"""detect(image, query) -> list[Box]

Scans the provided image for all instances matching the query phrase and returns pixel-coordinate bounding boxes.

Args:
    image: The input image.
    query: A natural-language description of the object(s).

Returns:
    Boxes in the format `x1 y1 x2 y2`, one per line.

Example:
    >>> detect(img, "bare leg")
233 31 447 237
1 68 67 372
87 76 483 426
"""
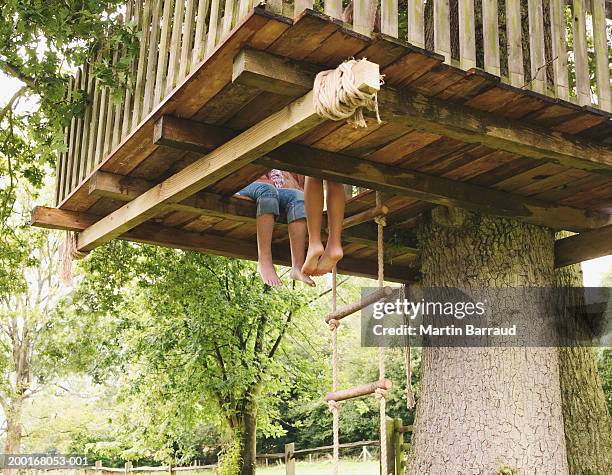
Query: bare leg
287 219 315 286
315 181 345 275
302 177 325 275
256 213 282 287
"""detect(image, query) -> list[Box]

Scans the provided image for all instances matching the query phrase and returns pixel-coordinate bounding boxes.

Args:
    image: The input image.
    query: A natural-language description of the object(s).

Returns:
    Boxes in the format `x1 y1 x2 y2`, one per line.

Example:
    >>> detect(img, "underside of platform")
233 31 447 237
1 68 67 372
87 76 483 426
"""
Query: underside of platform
33 8 612 282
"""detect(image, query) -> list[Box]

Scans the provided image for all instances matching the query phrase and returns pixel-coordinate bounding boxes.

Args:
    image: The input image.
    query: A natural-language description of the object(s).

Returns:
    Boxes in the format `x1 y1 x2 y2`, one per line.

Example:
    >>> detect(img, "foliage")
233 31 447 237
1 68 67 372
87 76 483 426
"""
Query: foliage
598 349 612 415
0 0 138 242
62 241 317 464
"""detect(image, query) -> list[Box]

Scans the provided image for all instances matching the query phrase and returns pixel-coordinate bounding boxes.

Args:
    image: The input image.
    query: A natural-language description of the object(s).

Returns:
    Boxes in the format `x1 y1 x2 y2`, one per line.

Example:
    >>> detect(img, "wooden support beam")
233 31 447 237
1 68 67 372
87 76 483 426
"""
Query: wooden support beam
88 171 418 258
554 225 612 267
231 48 612 174
325 286 394 323
148 113 609 232
232 48 320 96
258 145 611 232
377 89 612 175
325 379 393 402
76 60 381 252
31 206 417 282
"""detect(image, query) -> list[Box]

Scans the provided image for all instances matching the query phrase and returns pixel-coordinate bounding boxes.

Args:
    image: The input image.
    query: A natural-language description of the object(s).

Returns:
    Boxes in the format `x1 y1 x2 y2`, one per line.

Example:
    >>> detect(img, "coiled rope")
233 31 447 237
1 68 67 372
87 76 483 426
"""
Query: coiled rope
313 58 382 128
59 231 89 286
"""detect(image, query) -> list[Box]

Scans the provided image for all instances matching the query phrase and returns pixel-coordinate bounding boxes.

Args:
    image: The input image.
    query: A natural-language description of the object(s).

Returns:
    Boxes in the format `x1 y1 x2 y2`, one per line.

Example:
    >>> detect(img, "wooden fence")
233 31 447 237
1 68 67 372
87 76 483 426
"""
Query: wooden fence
55 0 612 206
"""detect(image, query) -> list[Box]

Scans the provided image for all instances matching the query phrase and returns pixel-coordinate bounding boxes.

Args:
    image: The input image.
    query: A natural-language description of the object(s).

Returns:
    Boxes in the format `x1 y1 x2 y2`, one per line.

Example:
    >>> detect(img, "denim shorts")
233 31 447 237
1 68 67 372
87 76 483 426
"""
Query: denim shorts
238 182 306 223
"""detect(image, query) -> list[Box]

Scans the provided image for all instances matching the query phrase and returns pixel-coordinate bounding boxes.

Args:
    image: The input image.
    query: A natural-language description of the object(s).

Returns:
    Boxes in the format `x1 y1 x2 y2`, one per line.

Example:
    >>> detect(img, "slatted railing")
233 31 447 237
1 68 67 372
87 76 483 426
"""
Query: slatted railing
56 0 612 206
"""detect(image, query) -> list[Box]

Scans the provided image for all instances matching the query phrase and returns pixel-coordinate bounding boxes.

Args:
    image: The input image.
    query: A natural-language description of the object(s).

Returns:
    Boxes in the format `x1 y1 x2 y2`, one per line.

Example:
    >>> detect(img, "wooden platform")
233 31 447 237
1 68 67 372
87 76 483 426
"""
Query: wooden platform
33 8 612 282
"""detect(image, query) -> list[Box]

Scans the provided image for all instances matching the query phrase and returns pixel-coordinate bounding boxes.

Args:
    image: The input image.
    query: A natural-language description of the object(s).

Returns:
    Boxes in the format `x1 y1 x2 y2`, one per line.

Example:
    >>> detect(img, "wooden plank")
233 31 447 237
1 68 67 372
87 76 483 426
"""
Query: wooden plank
380 0 398 37
56 76 73 204
434 0 451 63
86 78 103 175
121 0 138 140
111 50 124 149
528 0 546 93
32 207 418 282
153 0 174 105
506 0 524 86
142 0 163 114
166 0 185 94
550 0 569 101
232 48 319 96
458 0 476 70
378 88 612 174
592 0 611 112
205 0 221 56
132 0 153 126
354 0 377 36
407 0 425 47
179 0 197 78
76 61 381 251
572 0 590 106
555 225 612 267
221 0 236 38
73 66 89 191
190 0 208 66
482 0 500 76
66 75 80 201
258 144 611 231
323 0 341 19
95 79 109 164
294 0 314 17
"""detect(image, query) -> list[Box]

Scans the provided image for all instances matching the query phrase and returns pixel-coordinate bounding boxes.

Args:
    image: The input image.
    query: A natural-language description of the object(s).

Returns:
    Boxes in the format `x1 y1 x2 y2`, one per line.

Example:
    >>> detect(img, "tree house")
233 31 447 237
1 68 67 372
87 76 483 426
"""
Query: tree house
31 0 612 282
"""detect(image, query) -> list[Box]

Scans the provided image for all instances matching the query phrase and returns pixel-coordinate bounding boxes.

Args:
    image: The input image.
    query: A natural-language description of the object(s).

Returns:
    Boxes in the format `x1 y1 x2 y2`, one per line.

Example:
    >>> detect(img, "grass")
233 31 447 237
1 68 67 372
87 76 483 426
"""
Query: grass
196 458 379 474
258 459 379 474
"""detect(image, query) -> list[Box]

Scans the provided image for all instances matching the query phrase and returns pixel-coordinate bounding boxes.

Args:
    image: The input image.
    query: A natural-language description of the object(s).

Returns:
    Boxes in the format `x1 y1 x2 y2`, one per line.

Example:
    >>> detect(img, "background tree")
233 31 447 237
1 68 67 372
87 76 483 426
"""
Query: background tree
0 190 73 453
64 242 319 475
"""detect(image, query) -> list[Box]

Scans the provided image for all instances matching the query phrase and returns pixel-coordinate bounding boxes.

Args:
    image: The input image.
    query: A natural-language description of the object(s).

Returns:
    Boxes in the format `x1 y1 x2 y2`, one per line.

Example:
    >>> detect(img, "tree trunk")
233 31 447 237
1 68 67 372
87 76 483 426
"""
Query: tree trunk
3 398 23 454
555 258 612 473
408 208 568 474
238 384 261 475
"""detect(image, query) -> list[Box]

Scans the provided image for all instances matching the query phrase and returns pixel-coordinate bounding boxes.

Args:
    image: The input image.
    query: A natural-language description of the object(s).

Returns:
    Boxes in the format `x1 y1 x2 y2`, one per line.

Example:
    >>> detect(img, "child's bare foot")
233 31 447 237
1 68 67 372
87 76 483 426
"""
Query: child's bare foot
290 267 316 287
258 262 282 287
302 243 324 276
314 245 343 276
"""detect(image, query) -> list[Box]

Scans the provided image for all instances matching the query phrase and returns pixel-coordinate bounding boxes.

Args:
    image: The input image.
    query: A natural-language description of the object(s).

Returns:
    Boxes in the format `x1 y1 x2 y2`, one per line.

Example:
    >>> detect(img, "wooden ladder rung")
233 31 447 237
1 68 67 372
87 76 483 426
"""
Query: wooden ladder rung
342 204 389 230
325 286 393 323
325 378 392 402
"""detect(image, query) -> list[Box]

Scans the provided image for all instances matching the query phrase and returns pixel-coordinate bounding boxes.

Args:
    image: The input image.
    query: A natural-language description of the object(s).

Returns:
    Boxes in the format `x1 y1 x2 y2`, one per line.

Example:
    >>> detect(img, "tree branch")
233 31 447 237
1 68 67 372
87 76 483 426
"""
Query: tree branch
0 86 27 123
0 60 37 91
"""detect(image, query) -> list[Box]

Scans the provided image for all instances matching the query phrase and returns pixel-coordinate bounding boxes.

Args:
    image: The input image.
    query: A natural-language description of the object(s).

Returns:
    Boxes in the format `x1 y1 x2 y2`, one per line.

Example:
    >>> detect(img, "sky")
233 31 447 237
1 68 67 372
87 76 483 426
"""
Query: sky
1 72 611 284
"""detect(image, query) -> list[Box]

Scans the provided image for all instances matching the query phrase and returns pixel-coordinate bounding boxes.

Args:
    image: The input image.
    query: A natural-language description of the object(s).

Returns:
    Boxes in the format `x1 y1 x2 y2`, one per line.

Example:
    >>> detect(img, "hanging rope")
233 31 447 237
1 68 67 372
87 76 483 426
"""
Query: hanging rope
374 191 389 475
59 231 89 286
329 267 340 475
327 192 390 475
401 284 416 409
313 58 382 128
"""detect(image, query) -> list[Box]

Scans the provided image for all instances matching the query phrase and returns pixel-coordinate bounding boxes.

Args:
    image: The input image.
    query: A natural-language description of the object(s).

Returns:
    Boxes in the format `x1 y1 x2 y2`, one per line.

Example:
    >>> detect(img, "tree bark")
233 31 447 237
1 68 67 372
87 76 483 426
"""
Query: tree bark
3 399 23 454
408 208 568 474
555 257 612 474
238 383 261 475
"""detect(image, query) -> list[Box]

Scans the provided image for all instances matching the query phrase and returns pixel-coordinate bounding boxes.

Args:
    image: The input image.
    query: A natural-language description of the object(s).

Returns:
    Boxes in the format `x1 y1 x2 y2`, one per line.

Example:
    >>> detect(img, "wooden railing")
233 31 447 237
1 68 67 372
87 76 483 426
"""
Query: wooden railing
55 0 612 206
